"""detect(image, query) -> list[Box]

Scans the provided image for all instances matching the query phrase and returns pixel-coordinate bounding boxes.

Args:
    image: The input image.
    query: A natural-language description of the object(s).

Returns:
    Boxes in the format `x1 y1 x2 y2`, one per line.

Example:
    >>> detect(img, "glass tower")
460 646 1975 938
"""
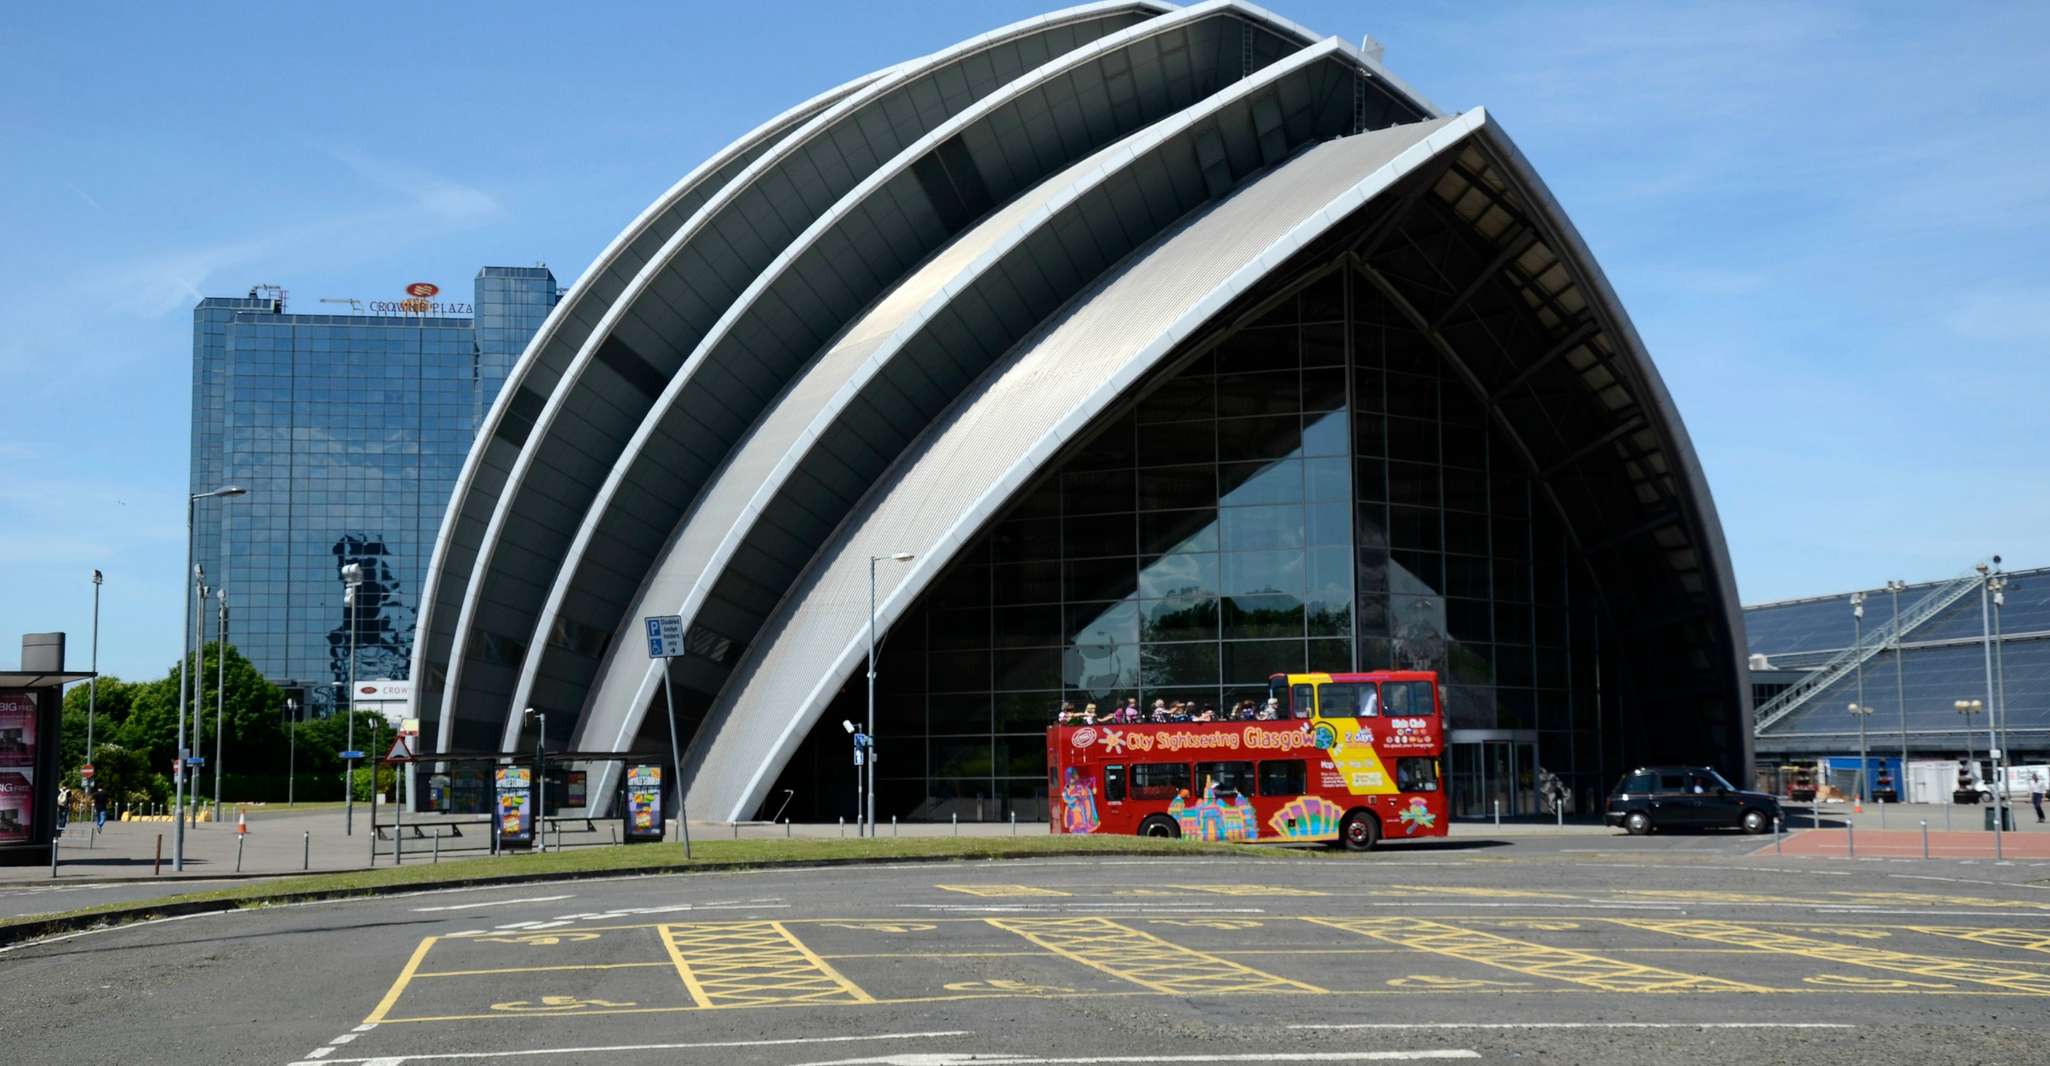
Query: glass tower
188 267 558 713
766 263 1611 823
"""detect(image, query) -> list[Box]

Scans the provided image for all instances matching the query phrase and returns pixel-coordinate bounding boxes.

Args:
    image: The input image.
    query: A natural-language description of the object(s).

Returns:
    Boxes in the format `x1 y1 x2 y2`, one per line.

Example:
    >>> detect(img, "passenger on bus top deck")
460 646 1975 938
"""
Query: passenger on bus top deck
1150 700 1170 723
1057 702 1076 725
1170 702 1192 722
1258 697 1280 720
1122 697 1140 720
1083 703 1099 724
1193 705 1215 722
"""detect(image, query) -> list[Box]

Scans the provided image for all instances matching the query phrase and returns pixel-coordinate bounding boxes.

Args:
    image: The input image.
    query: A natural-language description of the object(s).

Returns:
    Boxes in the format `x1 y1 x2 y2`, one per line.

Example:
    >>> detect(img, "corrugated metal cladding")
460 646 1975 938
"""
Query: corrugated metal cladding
418 1 1747 823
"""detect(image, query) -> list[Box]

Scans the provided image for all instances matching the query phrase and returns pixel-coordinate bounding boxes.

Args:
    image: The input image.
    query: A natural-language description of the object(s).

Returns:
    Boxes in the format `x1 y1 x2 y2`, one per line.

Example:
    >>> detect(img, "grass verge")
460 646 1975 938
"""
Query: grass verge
1 834 1266 946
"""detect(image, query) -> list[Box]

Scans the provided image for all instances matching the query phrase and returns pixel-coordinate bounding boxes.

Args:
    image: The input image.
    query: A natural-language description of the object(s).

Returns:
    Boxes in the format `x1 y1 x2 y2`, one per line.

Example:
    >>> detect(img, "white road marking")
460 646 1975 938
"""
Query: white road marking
284 1029 972 1064
411 895 575 913
1292 1023 1855 1031
351 1024 376 1033
790 1052 1479 1065
331 1034 358 1045
305 1049 333 1060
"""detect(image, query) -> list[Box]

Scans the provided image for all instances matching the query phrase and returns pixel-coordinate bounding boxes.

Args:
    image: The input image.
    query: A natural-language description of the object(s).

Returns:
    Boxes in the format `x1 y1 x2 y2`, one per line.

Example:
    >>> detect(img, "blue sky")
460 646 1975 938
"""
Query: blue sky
2 1 2044 682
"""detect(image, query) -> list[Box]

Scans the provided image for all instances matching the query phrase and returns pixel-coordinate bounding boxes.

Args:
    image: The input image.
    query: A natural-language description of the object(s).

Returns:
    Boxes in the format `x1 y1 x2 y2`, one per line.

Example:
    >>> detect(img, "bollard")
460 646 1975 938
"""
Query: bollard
839 816 845 838
1944 801 1951 832
1878 799 1886 830
1556 803 1563 828
154 833 163 876
610 826 617 845
1774 816 1782 854
1012 811 1018 836
952 813 959 837
892 815 898 837
1920 819 1929 859
50 839 58 879
236 834 245 873
395 831 403 867
1493 800 1500 828
1846 818 1854 859
303 830 311 871
733 823 739 840
434 834 441 864
786 819 792 839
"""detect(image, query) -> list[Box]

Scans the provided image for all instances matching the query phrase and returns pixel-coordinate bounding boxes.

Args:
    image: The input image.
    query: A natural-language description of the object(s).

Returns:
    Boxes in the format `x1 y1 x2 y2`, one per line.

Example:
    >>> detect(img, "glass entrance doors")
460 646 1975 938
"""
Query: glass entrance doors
1448 733 1538 819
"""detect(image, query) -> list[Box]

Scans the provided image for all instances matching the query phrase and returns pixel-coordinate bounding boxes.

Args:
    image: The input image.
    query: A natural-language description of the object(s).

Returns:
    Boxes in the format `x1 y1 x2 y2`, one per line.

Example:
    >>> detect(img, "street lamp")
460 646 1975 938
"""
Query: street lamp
1848 702 1874 803
214 588 227 821
343 563 364 837
87 569 102 765
1849 592 1867 802
1975 560 2004 858
1884 579 1908 797
176 485 245 871
1989 575 2010 779
191 572 208 833
525 707 546 850
866 552 914 837
286 698 300 807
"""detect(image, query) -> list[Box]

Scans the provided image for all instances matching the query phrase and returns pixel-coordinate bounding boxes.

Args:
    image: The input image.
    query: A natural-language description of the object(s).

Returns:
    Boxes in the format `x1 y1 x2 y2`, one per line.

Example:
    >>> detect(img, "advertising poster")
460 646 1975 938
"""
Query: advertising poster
0 692 37 846
0 772 32 845
624 765 664 842
494 766 534 847
567 770 587 809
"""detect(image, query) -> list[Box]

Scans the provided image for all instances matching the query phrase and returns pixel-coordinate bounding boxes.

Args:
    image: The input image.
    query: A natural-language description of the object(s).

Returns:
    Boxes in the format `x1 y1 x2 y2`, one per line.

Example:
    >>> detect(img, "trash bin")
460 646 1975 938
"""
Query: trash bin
1984 804 2014 831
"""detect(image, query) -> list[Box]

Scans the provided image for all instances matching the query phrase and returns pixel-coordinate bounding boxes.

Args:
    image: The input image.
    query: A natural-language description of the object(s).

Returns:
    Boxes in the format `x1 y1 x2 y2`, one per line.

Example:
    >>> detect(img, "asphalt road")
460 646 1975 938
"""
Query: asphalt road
6 834 2050 1066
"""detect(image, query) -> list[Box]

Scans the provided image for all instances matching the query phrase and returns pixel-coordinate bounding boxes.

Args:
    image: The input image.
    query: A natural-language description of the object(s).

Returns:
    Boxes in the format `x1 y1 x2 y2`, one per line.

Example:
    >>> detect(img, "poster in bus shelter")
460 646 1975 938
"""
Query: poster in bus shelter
623 765 664 842
494 766 534 847
0 692 36 845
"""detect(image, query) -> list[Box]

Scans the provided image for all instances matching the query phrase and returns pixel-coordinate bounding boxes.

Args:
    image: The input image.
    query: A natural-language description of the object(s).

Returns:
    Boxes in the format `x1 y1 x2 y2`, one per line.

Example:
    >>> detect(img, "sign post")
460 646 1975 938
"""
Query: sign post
644 615 691 859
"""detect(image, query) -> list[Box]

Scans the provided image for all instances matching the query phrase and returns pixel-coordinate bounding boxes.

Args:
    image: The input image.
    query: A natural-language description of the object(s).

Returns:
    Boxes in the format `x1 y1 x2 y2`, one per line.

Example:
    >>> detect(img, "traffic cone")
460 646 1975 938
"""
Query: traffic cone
1853 797 1864 814
237 810 247 836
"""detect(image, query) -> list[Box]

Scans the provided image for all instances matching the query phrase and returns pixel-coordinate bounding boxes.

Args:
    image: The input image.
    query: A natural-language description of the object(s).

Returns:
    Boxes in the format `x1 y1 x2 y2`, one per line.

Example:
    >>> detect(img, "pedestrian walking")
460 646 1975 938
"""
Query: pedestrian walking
92 785 110 830
2032 774 2046 824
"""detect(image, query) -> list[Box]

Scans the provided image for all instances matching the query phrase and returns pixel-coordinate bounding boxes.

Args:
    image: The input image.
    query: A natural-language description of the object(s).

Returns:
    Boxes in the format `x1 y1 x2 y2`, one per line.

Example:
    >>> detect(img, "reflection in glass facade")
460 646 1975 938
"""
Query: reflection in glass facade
770 263 1608 822
189 268 558 713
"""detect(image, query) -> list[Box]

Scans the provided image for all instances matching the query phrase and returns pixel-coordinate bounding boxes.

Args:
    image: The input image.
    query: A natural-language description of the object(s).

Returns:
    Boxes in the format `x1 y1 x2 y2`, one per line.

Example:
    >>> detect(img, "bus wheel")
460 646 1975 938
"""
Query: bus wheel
1139 816 1180 840
1340 810 1378 852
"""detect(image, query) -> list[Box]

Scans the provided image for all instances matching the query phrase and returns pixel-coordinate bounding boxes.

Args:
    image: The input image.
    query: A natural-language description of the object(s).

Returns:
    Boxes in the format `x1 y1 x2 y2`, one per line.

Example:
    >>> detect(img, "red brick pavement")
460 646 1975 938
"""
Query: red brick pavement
1769 826 2050 859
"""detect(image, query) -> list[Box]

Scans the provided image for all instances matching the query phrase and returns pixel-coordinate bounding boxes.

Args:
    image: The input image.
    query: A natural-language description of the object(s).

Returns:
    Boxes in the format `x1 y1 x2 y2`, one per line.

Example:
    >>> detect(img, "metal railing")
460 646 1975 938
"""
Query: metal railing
1753 570 1984 735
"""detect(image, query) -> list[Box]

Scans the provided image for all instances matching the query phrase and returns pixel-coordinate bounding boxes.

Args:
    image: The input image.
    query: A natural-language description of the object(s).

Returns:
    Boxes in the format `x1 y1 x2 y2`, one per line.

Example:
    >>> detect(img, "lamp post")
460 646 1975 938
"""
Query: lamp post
525 707 546 850
343 563 364 837
87 570 102 765
286 698 299 807
1884 579 1908 796
192 573 208 832
1849 592 1867 801
1975 561 2003 858
867 552 914 837
1848 702 1874 803
1989 575 2010 779
176 485 245 871
214 589 228 821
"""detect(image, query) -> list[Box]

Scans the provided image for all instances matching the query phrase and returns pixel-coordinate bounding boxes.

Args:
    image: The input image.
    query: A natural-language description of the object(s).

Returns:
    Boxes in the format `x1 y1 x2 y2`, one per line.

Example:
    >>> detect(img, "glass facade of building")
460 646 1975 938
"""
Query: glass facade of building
770 260 1610 822
189 267 558 712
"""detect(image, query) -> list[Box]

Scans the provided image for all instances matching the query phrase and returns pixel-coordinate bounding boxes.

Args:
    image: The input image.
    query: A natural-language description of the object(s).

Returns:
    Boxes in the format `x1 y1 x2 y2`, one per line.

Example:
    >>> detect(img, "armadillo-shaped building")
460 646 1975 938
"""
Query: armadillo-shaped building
413 1 1750 822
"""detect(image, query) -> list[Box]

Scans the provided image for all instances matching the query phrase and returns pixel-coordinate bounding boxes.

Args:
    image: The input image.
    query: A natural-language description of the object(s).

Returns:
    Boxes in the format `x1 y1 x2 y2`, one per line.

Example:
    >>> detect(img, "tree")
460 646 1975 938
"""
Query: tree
103 644 286 799
60 676 136 774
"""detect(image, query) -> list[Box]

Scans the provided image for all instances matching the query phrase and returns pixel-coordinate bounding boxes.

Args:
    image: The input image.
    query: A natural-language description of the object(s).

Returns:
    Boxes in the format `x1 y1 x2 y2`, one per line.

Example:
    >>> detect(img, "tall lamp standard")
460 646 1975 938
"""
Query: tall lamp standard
213 589 228 821
176 485 245 871
191 573 208 832
285 698 300 807
87 570 102 765
1884 579 1908 796
342 563 364 837
1975 560 2003 858
524 707 546 850
1989 575 2010 778
1849 592 1868 801
866 552 914 837
1848 702 1874 803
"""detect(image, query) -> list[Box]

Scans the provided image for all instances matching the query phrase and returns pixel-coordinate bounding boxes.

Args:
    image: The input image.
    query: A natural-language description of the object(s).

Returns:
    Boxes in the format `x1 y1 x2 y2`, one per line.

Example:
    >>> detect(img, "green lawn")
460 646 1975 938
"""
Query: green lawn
3 834 1273 938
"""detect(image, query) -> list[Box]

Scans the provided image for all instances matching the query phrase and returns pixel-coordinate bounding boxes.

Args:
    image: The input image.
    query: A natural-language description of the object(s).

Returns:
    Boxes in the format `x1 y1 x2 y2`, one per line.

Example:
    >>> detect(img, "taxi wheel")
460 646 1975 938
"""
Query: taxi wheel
1340 810 1379 852
1741 809 1770 834
1624 811 1653 835
1139 815 1180 840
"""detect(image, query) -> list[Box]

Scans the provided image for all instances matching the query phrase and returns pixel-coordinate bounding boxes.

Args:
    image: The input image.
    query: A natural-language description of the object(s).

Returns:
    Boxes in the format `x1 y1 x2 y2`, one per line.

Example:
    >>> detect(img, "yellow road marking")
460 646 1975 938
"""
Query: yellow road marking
416 961 674 979
660 921 873 1008
1385 884 1579 900
1907 927 2050 956
986 917 1325 994
1610 919 2050 996
364 936 438 1024
935 884 1070 897
1308 917 1771 994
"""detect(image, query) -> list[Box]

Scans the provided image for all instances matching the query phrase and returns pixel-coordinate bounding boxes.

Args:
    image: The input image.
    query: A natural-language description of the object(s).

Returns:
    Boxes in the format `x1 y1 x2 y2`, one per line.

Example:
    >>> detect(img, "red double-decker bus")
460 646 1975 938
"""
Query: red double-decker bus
1046 670 1446 850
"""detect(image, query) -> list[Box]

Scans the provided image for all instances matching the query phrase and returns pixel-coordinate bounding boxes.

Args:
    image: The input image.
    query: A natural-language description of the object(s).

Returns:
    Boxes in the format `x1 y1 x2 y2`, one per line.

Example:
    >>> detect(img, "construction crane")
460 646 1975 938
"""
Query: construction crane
319 297 364 314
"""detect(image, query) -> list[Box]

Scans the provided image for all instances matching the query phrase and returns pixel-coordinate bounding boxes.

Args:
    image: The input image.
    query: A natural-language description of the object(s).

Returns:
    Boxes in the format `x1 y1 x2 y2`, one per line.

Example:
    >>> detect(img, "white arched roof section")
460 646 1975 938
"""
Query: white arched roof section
414 64 887 750
522 4 1370 755
563 38 1385 804
686 112 1479 820
436 2 1170 754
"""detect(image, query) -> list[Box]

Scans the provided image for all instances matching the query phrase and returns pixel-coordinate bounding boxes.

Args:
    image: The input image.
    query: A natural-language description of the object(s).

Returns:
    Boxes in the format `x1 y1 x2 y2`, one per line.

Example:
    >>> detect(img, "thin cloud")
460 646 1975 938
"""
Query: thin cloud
325 146 503 224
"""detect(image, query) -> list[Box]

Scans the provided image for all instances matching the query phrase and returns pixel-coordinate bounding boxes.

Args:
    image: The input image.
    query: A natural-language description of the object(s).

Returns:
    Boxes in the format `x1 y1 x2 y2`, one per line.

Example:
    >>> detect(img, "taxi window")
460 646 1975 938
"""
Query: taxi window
1657 773 1686 792
1621 772 1657 794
